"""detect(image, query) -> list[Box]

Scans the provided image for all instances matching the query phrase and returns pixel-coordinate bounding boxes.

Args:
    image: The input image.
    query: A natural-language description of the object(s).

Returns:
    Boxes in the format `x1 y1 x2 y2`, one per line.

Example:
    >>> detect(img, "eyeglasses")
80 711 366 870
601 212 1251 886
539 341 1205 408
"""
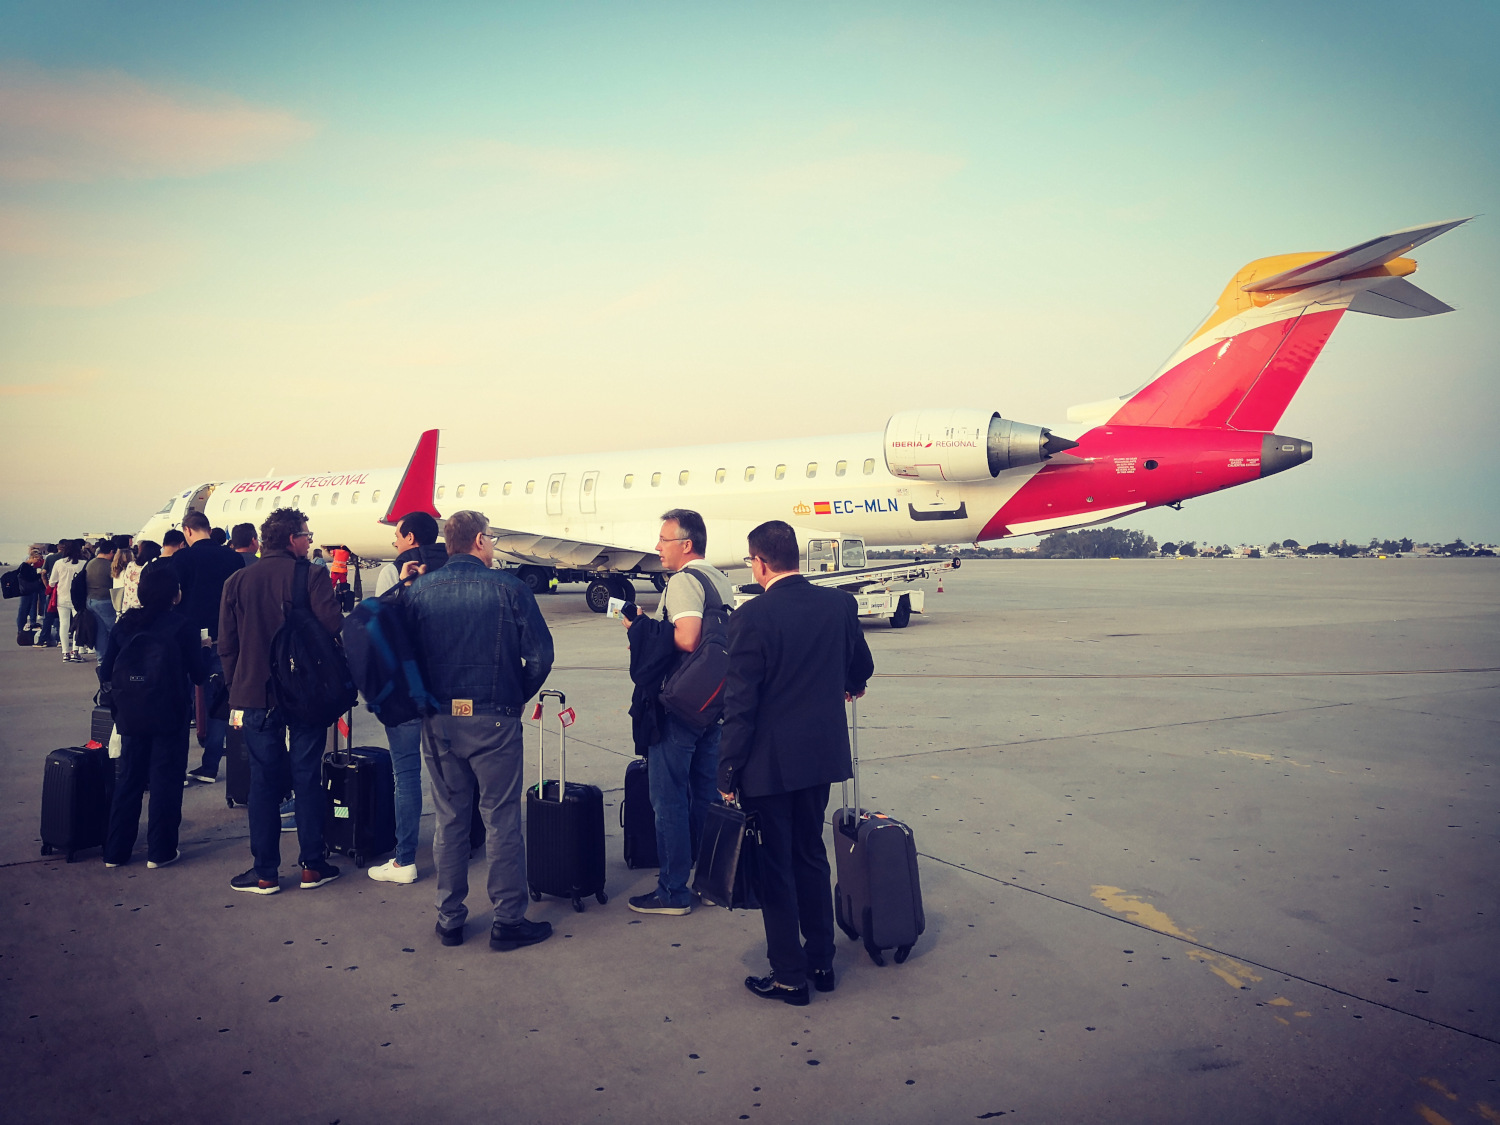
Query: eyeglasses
657 535 689 545
293 531 313 540
482 531 501 543
743 556 760 569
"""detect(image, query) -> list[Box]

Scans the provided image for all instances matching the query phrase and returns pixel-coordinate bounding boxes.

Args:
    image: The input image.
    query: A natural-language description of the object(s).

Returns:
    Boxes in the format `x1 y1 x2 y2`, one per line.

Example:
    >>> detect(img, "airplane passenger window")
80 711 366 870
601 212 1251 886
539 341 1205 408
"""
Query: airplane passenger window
775 464 786 480
549 479 561 495
744 467 755 482
351 491 360 504
806 462 818 478
239 499 247 510
623 474 633 489
456 485 466 498
503 482 512 495
291 495 299 506
583 478 594 494
372 490 381 504
651 472 661 487
222 499 230 512
715 468 725 483
479 483 490 497
255 497 264 510
863 458 875 475
331 493 339 505
836 460 847 477
525 481 535 494
310 494 319 506
436 486 445 499
678 470 689 485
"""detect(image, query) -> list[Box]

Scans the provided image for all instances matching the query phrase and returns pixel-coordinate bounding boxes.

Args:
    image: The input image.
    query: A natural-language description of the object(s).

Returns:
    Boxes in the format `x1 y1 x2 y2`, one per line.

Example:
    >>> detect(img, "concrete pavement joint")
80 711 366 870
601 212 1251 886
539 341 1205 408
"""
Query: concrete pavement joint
920 850 1500 1050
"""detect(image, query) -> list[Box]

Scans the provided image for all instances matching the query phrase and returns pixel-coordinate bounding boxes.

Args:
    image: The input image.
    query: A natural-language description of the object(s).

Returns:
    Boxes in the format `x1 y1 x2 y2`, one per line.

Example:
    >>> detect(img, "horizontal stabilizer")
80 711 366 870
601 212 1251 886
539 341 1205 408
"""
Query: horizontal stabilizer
1346 276 1455 318
1242 218 1470 292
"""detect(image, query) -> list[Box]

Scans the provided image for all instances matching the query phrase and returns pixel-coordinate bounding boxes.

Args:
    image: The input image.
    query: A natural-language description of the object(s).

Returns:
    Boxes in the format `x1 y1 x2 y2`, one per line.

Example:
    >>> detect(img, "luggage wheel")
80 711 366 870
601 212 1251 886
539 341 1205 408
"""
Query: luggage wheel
894 944 912 964
353 854 365 869
861 908 884 965
571 897 585 913
595 891 609 906
529 887 542 902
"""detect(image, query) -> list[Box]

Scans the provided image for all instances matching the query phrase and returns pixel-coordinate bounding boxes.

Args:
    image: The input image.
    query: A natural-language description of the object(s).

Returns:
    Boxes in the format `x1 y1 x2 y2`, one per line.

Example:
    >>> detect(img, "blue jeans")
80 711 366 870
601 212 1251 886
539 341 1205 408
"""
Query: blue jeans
648 713 721 908
194 651 229 777
87 598 116 657
241 708 329 878
386 718 425 866
16 590 41 632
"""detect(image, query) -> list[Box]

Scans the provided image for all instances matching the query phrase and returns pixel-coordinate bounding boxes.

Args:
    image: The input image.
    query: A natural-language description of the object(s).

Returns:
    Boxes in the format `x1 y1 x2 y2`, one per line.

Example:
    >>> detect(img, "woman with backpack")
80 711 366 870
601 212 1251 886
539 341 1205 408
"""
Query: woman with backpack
48 540 88 663
99 563 207 869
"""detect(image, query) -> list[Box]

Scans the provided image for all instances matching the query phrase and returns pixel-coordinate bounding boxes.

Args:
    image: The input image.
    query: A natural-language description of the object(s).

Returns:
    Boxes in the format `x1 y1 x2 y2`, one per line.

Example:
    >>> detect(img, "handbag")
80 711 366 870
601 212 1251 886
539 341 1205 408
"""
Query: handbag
691 799 762 910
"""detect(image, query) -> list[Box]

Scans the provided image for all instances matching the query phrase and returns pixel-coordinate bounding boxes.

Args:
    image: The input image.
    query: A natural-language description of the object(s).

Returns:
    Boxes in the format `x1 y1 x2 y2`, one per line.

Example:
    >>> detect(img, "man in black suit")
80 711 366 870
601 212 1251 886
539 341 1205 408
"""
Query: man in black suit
718 520 874 1006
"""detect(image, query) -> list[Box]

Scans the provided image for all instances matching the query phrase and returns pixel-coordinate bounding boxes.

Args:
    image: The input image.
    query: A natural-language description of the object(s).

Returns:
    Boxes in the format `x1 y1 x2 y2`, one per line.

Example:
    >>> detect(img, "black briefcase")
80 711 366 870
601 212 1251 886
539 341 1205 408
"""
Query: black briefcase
692 800 762 910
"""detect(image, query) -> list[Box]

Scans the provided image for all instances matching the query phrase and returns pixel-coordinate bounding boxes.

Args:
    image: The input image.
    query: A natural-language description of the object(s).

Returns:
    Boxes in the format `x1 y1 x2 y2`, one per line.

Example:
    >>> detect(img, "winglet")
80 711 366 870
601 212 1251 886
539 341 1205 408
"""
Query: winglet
1241 218 1471 292
381 429 441 526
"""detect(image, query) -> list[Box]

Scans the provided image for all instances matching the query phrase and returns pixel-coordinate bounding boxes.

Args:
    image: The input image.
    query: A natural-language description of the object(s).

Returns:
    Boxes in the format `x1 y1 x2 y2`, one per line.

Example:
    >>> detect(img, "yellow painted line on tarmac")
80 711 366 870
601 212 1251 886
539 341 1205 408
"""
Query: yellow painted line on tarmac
1417 1105 1455 1125
1089 886 1194 939
1217 749 1311 768
1187 949 1263 990
1420 1079 1459 1101
1475 1102 1500 1123
1269 997 1294 1006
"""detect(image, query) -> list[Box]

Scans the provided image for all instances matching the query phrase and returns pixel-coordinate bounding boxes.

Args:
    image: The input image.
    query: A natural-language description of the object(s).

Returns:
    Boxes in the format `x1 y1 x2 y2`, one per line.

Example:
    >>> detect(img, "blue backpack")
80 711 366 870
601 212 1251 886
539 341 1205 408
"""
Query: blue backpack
341 586 438 728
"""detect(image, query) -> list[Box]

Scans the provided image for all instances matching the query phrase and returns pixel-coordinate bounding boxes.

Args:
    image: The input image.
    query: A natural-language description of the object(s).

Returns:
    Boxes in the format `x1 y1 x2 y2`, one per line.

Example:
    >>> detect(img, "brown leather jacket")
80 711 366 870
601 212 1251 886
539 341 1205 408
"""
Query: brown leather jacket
218 550 342 711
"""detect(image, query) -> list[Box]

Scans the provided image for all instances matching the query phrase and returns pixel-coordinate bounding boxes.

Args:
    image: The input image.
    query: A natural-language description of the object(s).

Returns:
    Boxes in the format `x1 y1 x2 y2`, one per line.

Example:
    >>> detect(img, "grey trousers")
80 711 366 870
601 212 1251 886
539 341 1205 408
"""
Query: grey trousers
422 713 527 929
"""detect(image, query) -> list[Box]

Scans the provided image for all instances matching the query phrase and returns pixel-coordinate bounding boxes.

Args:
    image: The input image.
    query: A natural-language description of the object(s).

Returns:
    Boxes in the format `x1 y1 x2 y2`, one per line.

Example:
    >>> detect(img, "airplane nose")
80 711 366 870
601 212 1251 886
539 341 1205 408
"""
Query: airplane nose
1260 433 1313 478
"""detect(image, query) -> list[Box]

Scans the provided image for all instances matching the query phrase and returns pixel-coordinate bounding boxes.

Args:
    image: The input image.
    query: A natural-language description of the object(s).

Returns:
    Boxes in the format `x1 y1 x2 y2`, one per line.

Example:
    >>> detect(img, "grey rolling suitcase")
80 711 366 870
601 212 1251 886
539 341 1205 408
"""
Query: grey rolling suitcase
832 698 925 966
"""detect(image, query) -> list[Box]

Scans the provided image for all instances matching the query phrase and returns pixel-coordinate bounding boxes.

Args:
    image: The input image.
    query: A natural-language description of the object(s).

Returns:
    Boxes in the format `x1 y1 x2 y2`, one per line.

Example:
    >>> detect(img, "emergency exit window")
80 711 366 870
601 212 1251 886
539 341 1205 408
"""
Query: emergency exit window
549 479 561 496
862 458 875 475
583 477 594 494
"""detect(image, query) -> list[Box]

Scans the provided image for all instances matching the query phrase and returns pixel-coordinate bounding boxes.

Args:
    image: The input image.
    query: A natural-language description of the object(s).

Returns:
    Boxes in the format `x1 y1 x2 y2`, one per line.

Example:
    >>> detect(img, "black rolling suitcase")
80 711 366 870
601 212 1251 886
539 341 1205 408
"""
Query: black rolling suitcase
621 756 658 868
832 699 925 966
322 714 396 868
526 690 608 912
40 745 114 861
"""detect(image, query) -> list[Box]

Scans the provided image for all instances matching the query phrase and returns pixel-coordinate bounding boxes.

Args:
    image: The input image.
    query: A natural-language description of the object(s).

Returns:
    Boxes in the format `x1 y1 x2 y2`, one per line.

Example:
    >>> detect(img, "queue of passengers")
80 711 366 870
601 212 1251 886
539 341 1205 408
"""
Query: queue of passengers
63 503 873 1006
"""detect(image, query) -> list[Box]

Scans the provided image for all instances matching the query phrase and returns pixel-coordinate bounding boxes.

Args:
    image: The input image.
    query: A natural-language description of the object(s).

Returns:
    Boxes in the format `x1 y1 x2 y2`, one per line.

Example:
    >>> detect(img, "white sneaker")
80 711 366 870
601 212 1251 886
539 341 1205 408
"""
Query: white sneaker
367 858 418 885
147 851 181 869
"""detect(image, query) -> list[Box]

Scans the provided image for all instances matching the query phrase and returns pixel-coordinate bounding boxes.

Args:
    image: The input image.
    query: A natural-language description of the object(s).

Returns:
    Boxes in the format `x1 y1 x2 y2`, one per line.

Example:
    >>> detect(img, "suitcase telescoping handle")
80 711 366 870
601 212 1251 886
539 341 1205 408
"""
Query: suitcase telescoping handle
841 697 862 833
537 689 567 802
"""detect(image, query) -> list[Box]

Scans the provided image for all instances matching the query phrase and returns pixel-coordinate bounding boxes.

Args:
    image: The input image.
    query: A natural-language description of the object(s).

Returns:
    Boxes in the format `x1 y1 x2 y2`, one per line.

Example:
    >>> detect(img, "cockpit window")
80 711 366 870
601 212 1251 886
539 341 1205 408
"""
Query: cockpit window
156 497 175 515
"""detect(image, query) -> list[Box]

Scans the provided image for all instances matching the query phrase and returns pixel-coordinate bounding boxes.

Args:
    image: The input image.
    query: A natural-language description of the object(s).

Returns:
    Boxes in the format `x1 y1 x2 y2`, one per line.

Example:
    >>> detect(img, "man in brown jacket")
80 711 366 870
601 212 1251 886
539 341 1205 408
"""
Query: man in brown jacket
219 507 344 895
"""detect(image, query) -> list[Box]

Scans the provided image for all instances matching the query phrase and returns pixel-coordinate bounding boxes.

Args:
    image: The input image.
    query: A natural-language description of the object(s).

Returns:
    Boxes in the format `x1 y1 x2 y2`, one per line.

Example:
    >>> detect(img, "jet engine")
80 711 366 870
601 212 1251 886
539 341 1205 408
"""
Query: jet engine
883 407 1078 481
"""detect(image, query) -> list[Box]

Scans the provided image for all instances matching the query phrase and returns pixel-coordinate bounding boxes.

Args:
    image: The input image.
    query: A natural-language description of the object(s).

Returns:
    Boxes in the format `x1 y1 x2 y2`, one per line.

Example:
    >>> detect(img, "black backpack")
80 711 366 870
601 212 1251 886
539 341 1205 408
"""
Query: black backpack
269 558 358 727
110 620 186 736
658 568 731 730
341 585 439 728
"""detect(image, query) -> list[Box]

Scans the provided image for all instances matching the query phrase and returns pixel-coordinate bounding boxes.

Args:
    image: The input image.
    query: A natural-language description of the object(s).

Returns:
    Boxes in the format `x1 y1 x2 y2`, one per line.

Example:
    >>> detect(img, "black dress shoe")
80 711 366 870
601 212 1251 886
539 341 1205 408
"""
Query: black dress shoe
490 917 553 951
811 968 836 993
745 974 810 1006
436 922 464 947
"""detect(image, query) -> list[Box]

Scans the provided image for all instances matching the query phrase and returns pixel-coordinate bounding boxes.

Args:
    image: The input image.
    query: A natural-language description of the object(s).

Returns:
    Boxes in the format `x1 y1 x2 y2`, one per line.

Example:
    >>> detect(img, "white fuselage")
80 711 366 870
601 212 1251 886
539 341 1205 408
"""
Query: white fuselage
136 431 1043 570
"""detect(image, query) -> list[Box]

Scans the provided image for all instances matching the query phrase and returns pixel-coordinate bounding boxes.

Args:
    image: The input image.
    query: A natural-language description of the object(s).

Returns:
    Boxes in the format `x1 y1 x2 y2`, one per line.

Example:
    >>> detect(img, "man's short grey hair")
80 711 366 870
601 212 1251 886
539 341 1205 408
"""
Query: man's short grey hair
444 510 490 556
660 509 706 556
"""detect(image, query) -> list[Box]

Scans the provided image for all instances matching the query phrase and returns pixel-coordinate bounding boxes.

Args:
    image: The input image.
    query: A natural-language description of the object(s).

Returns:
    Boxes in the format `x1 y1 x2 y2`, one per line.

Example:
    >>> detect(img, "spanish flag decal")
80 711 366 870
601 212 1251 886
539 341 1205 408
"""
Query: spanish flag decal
813 501 832 515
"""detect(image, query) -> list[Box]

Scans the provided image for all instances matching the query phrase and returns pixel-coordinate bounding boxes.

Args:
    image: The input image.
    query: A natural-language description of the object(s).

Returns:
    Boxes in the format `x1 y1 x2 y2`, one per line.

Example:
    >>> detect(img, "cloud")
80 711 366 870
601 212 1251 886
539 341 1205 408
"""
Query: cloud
0 205 190 307
0 64 316 182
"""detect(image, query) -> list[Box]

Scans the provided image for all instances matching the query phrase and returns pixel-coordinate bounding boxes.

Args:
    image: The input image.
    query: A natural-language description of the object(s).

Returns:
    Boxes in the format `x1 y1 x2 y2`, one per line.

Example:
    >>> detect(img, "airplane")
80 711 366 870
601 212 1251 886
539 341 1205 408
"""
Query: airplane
137 218 1469 612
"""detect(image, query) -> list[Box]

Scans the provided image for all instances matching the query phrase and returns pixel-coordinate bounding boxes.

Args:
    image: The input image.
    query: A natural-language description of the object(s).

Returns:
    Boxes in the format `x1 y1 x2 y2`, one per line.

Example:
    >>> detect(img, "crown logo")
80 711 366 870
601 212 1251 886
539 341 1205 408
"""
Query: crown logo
792 502 811 516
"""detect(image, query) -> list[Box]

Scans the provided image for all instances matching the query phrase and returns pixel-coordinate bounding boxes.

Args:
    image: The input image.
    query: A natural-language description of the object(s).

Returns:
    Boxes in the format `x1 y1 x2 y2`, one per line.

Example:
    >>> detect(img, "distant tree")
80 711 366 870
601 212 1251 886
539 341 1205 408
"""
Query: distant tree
1160 542 1177 555
1178 541 1198 557
1282 538 1299 549
1248 548 1261 558
1035 527 1158 559
1400 538 1414 552
1307 542 1332 554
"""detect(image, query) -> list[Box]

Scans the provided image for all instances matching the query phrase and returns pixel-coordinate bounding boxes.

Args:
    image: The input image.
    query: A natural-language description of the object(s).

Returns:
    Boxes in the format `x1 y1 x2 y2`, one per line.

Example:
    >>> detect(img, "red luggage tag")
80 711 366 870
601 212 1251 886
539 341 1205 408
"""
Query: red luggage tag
558 707 576 728
336 716 350 740
84 741 102 750
529 702 543 721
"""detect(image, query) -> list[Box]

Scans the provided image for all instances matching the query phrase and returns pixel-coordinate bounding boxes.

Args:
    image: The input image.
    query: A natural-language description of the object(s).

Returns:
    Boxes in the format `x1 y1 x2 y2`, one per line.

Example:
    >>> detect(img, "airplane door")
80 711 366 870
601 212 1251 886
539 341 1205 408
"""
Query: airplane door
546 473 566 516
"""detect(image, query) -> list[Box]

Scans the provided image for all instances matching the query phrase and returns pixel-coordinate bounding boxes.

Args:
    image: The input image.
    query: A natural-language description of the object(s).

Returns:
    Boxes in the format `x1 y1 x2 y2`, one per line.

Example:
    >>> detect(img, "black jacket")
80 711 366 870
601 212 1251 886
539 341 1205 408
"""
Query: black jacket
172 539 245 639
98 608 208 728
718 574 874 797
395 543 448 577
626 614 683 755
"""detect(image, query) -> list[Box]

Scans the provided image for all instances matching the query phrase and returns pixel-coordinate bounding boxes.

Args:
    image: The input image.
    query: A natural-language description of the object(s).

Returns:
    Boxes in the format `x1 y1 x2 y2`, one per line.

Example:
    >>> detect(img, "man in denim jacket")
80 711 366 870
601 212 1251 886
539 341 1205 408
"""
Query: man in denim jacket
406 510 555 951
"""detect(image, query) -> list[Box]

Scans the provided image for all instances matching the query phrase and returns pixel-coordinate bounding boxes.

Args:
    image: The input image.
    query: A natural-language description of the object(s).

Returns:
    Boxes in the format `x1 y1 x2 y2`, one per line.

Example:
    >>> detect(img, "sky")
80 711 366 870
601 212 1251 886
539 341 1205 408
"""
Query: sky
3 1 1497 550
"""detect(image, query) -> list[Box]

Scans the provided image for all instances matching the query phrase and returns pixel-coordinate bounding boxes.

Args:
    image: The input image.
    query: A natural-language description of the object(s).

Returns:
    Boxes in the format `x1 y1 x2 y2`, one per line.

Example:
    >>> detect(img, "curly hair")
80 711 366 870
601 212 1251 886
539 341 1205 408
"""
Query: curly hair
260 508 308 553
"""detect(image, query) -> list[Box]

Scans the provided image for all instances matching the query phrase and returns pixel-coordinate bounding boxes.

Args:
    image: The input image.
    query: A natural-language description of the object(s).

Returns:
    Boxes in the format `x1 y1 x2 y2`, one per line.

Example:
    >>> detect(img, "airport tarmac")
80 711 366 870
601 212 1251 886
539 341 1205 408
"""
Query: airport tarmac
3 558 1497 1124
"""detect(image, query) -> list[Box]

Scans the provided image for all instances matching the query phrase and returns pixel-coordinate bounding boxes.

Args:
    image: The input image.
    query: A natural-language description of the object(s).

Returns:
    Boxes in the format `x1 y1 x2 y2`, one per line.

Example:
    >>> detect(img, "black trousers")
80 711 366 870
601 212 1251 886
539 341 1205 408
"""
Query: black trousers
742 784 835 987
105 727 189 865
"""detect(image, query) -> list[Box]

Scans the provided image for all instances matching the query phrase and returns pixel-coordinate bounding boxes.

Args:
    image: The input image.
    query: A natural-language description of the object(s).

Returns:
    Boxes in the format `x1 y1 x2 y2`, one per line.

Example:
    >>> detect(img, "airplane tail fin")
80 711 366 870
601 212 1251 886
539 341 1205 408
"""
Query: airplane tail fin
381 428 441 526
1070 219 1470 431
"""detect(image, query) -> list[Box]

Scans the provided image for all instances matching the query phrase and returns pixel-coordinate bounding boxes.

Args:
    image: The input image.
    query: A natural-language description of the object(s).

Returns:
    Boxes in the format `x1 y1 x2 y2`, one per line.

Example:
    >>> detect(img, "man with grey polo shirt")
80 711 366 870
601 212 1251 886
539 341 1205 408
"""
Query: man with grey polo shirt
624 508 735 916
405 510 555 950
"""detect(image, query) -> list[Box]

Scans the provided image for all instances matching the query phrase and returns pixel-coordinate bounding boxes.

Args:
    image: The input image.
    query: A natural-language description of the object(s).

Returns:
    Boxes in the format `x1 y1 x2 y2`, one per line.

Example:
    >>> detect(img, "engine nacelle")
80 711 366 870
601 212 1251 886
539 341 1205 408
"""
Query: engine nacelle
883 407 1076 481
